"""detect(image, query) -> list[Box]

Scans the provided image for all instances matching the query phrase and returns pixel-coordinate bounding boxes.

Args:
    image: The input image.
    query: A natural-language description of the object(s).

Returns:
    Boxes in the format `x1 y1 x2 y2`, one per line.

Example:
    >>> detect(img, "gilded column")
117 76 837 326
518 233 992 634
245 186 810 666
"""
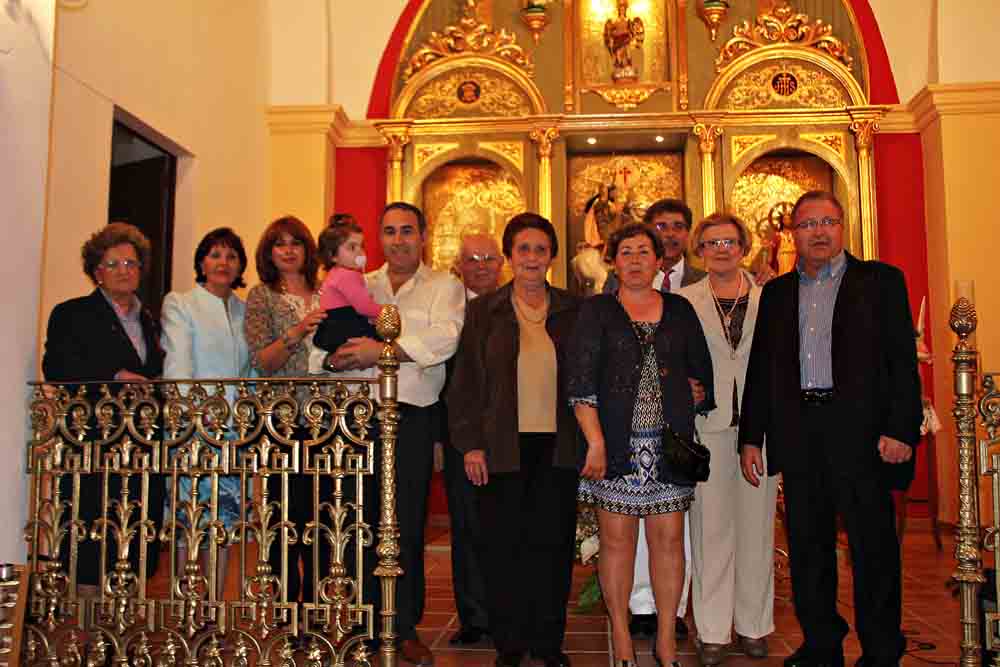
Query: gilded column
850 118 879 259
530 127 559 220
381 128 411 203
950 298 984 667
374 305 404 667
693 123 723 216
563 0 575 112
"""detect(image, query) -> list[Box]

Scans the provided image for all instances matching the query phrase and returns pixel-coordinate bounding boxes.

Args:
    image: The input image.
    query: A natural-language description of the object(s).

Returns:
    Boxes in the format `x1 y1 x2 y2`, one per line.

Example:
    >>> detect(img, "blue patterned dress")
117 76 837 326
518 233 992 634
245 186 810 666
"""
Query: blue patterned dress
577 321 695 516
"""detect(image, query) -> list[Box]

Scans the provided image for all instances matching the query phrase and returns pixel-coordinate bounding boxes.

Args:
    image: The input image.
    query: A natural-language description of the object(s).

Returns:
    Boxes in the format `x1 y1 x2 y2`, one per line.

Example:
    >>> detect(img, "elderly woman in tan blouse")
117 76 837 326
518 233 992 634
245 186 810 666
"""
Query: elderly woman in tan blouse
448 213 581 667
244 215 327 606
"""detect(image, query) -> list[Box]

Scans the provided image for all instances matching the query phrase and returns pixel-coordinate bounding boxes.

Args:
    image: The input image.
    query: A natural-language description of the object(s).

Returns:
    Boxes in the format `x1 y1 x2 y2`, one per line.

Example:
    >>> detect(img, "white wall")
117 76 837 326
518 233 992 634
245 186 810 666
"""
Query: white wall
0 0 55 562
936 0 1000 86
41 0 270 339
869 0 934 103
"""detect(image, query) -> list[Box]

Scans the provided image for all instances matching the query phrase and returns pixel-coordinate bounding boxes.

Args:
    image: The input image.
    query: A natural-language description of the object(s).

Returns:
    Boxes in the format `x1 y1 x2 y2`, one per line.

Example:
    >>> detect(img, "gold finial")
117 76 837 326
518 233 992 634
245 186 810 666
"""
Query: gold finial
949 297 978 342
375 305 403 344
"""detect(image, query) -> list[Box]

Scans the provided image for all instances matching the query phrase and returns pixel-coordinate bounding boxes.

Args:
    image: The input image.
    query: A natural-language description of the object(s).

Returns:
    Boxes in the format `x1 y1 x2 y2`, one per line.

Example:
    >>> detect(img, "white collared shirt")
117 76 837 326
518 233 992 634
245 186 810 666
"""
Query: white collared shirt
651 256 685 292
309 263 465 407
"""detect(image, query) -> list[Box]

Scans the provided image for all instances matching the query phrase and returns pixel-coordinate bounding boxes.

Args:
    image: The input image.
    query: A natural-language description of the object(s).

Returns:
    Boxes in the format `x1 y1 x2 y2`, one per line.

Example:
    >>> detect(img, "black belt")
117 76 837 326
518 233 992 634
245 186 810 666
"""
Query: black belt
801 388 835 404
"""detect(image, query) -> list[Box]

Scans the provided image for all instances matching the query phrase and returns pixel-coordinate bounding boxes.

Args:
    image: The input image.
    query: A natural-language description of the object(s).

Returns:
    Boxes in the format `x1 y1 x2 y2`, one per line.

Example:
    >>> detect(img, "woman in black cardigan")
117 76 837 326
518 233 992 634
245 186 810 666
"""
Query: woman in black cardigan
42 223 165 591
567 224 714 667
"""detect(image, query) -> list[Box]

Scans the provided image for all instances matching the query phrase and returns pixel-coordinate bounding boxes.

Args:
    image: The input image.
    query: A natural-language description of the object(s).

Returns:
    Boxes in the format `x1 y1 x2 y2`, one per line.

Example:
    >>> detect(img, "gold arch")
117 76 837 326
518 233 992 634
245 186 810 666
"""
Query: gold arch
405 145 526 204
724 143 861 256
704 48 867 111
392 55 547 119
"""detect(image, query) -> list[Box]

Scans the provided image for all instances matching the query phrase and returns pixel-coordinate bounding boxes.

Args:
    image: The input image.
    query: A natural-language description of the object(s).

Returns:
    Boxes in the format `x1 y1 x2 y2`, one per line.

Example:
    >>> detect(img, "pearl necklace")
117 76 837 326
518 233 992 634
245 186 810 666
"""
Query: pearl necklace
708 271 744 360
513 292 548 324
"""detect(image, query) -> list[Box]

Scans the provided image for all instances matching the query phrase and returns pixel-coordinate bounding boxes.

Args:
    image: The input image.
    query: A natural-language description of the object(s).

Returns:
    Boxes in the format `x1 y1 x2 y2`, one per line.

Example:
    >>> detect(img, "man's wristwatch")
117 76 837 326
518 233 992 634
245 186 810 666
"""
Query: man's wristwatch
323 354 337 373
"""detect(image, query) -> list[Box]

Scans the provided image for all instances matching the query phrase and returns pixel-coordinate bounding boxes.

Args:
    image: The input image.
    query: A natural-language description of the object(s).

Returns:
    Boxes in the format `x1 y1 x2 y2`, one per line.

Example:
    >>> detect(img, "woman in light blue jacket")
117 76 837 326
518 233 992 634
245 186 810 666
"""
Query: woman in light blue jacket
161 227 252 597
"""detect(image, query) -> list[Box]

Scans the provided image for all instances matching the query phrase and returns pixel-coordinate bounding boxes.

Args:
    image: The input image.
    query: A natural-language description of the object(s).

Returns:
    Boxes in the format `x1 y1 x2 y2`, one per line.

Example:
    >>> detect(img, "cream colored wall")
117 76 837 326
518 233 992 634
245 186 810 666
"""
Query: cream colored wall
916 85 1000 523
0 0 55 562
937 1 1000 85
40 0 270 349
868 0 933 102
268 0 330 105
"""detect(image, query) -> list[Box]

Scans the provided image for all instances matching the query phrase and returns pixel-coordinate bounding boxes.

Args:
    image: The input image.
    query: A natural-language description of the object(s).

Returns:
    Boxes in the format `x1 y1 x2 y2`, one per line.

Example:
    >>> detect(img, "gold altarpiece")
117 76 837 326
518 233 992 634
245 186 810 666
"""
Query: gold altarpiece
375 0 883 288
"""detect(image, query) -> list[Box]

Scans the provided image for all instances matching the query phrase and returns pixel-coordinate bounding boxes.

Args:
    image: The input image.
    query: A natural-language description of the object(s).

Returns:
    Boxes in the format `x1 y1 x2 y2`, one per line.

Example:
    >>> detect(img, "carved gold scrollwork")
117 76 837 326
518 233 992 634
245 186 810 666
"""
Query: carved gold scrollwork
529 127 559 160
402 1 533 82
730 134 777 165
408 69 532 119
413 143 460 173
800 132 846 162
479 141 524 173
716 1 853 72
693 123 723 155
724 62 847 110
585 85 667 111
850 119 878 153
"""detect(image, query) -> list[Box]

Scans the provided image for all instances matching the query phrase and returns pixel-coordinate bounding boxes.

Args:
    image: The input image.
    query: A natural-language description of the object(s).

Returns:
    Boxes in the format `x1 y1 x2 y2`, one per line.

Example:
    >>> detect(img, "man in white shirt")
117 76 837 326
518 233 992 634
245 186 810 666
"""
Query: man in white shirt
321 202 466 666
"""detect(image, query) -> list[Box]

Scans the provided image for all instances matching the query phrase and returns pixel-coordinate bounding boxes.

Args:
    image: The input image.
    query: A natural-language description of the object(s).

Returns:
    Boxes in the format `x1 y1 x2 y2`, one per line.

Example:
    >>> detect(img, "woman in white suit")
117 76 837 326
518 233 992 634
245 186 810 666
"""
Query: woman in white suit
678 214 778 666
161 227 253 596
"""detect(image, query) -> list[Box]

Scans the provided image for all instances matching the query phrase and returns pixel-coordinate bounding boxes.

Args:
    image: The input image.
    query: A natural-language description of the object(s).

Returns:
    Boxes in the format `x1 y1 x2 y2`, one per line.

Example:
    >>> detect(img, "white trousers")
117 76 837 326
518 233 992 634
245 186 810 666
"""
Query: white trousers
629 513 691 617
689 428 778 644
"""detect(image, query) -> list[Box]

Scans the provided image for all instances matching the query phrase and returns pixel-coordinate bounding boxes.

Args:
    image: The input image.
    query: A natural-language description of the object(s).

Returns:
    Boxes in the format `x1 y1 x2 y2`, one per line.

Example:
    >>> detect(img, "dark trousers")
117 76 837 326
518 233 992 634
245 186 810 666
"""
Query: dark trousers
59 472 164 586
267 472 333 604
443 441 488 630
392 403 437 640
476 435 578 655
783 401 905 665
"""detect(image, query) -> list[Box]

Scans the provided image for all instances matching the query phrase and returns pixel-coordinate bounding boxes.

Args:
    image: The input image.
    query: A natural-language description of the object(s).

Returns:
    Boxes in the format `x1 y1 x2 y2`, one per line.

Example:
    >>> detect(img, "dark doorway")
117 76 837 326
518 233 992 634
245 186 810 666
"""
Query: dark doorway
108 121 176 318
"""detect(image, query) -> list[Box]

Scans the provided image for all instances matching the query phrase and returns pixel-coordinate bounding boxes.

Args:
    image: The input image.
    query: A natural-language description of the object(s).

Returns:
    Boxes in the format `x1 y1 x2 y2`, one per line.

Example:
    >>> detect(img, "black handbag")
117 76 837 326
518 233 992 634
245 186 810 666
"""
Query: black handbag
625 315 711 482
661 423 711 483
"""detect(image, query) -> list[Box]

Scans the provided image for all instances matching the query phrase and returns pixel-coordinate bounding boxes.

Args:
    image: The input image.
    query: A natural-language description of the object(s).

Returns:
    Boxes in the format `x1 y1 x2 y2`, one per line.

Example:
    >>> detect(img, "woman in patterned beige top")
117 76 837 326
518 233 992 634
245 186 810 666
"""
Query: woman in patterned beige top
245 215 327 606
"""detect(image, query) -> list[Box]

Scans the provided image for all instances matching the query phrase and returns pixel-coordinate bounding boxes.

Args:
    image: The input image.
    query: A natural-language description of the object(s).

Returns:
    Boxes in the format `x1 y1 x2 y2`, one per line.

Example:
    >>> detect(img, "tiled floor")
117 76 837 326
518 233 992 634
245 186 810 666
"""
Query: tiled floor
417 520 963 667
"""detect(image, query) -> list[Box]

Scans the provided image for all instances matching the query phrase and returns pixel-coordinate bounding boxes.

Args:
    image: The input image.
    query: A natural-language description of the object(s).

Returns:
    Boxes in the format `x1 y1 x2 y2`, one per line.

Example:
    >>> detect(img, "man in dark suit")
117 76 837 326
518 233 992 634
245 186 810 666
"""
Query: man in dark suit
739 191 922 667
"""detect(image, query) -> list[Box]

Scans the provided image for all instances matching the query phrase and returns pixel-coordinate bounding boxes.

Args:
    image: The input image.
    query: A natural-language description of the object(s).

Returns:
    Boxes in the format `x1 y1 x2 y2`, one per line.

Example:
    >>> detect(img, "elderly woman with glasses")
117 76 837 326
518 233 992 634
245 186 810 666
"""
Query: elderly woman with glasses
677 214 777 665
42 222 166 591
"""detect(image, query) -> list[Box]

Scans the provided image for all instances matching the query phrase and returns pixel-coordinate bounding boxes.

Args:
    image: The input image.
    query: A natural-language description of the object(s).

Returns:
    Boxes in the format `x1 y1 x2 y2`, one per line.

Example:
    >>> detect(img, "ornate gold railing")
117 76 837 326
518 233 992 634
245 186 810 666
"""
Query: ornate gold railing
17 312 404 667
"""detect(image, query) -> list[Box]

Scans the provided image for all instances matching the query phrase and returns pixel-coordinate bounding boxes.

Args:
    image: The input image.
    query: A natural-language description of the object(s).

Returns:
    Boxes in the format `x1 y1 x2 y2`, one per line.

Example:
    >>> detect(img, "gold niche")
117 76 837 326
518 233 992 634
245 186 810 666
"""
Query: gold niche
729 155 833 270
422 161 526 277
402 2 533 82
715 1 853 72
723 61 847 110
568 154 683 227
408 69 533 119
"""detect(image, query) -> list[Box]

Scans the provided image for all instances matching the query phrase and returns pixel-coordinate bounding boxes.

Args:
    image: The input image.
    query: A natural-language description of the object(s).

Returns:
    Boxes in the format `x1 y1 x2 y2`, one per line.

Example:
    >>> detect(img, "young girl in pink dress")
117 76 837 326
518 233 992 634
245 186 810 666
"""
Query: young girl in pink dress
313 215 385 352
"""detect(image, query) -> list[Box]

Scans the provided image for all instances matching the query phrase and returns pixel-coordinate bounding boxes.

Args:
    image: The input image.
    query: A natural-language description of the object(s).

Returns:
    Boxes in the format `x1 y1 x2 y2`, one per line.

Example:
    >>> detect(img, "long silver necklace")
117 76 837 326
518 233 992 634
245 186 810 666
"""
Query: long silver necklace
708 271 744 360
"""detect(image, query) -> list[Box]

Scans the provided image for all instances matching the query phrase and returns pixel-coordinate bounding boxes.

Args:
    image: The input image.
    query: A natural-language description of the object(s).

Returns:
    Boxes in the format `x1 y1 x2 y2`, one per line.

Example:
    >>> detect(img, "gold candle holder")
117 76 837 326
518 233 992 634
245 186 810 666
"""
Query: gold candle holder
520 0 551 45
698 0 730 42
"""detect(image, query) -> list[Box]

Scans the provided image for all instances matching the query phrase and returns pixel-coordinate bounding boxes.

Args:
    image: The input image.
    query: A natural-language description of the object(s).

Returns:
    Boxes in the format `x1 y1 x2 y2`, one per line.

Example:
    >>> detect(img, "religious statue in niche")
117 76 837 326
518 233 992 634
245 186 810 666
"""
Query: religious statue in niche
750 202 797 276
604 0 645 82
457 80 481 104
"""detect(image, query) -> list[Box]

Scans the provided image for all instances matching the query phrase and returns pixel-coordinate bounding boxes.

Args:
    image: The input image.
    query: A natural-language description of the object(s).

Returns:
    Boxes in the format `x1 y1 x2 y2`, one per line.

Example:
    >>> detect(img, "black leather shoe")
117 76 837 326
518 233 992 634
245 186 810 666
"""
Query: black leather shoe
532 651 571 667
784 645 845 667
449 626 488 645
495 651 522 667
674 617 689 641
629 613 657 637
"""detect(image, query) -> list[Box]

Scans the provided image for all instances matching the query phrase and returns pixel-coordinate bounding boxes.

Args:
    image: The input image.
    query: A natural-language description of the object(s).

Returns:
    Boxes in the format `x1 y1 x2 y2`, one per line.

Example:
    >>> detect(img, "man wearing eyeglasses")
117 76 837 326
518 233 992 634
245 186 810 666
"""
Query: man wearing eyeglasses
739 191 922 667
439 233 504 646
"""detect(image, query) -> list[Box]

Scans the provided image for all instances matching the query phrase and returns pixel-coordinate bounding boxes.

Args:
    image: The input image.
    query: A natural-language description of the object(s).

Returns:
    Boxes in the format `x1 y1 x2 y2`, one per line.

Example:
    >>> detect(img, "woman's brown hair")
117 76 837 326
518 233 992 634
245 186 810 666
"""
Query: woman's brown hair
254 216 319 290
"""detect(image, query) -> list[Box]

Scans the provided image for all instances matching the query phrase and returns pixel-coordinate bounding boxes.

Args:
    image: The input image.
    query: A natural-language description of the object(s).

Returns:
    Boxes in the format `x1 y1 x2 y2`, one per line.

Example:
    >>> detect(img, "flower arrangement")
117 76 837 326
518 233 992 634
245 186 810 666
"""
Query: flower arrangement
574 503 603 612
